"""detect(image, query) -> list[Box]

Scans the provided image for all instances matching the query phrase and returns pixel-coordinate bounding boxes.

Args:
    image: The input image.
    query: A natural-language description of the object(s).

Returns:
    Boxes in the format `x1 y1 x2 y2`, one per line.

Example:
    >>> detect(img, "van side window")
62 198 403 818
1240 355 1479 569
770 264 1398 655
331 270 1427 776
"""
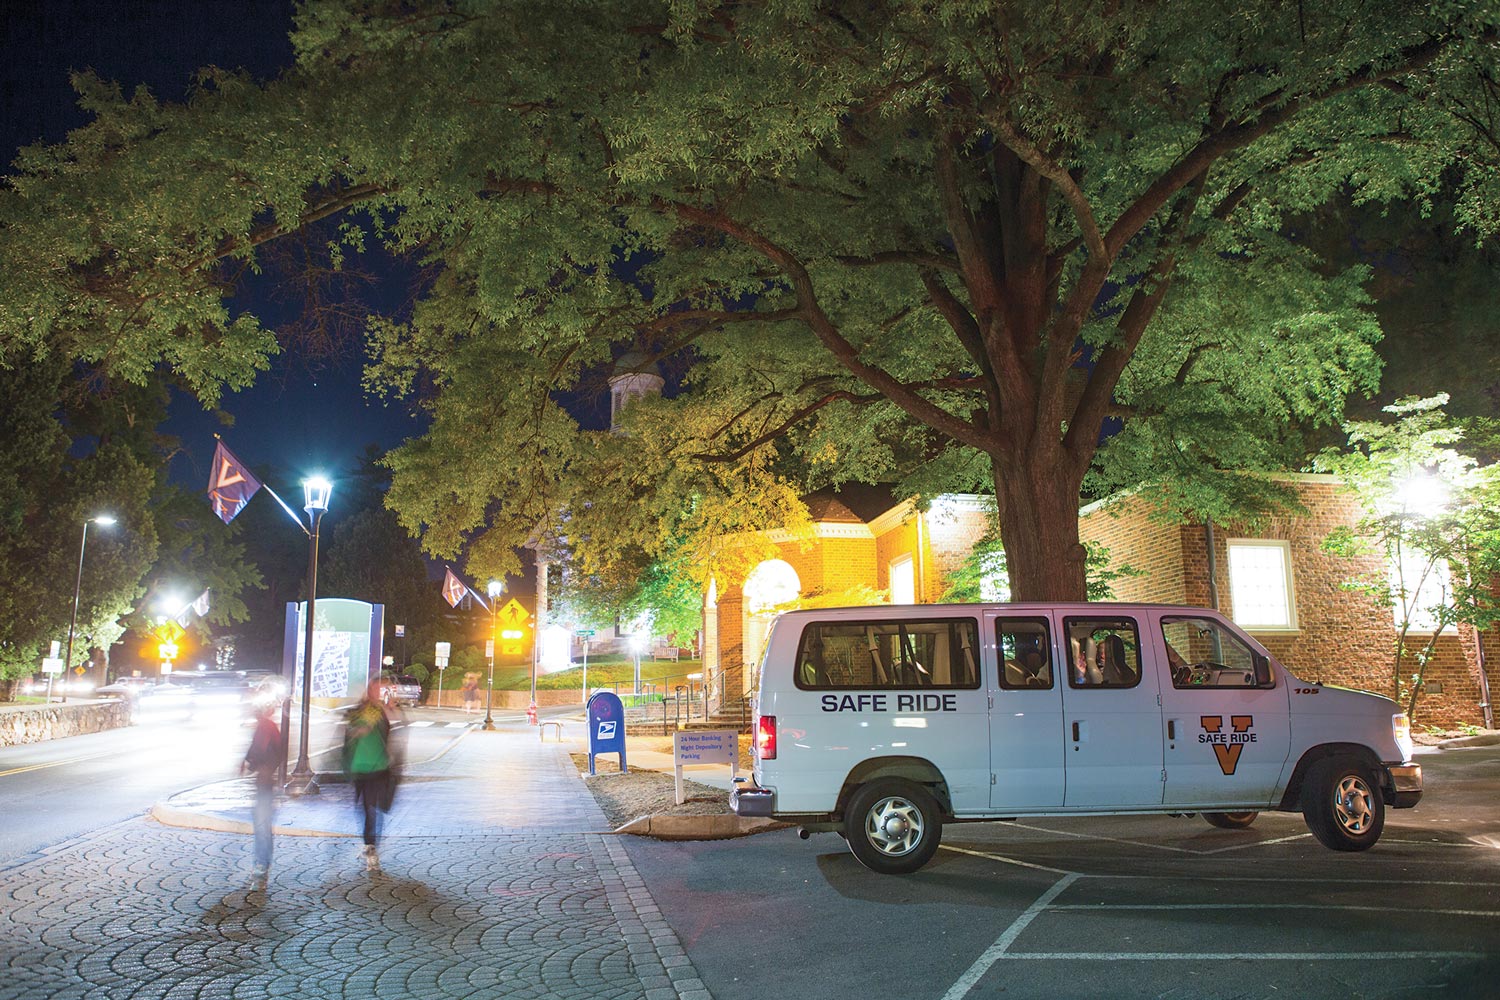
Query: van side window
998 618 1053 689
795 618 980 690
1162 616 1264 688
1064 617 1142 688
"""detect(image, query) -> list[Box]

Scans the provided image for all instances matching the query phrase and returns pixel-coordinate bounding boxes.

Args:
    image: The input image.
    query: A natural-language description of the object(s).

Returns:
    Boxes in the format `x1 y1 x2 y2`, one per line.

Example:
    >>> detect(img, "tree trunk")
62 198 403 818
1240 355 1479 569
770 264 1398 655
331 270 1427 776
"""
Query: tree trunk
992 453 1089 601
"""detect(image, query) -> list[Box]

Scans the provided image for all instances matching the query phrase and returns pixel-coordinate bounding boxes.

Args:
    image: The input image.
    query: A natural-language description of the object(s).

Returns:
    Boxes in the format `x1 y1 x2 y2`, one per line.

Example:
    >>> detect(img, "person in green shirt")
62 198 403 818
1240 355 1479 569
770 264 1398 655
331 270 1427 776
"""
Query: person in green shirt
343 677 403 871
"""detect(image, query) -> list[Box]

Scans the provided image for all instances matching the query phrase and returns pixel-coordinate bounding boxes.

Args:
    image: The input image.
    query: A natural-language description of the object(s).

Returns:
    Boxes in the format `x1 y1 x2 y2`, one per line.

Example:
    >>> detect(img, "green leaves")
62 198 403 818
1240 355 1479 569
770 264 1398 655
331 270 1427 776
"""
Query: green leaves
2 0 1496 604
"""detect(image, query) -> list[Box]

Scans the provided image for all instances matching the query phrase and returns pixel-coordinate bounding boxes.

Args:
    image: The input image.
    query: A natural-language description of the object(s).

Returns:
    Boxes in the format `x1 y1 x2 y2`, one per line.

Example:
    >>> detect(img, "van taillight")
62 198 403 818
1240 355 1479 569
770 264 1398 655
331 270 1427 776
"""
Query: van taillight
756 714 777 760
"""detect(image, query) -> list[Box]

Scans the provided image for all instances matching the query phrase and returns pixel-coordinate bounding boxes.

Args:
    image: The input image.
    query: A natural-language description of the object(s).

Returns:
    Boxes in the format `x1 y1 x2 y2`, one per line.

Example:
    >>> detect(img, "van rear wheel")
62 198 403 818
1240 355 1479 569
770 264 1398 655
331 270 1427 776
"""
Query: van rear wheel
844 778 941 875
1302 757 1384 851
1203 811 1258 830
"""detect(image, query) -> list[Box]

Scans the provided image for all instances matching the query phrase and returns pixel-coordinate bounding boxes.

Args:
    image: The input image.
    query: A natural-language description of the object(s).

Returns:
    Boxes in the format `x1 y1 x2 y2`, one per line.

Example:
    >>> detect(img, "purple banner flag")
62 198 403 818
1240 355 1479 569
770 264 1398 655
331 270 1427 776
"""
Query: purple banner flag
206 440 262 524
442 568 468 608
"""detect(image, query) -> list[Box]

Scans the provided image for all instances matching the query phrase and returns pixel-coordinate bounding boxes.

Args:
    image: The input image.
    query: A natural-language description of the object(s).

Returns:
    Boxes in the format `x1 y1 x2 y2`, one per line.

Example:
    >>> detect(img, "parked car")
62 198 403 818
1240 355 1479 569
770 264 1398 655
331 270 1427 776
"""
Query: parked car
381 673 423 707
96 675 157 700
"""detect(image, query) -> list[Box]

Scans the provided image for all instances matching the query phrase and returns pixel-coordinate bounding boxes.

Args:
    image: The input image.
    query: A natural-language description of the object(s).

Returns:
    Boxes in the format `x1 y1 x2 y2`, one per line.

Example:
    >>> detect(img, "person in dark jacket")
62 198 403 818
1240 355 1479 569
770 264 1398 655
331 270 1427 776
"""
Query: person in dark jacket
343 677 403 871
242 690 282 889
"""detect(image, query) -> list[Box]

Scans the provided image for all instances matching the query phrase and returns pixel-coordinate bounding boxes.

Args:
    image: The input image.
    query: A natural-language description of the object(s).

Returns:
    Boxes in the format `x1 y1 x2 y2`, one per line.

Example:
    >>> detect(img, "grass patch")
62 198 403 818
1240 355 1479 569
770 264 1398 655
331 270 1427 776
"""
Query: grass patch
428 657 705 694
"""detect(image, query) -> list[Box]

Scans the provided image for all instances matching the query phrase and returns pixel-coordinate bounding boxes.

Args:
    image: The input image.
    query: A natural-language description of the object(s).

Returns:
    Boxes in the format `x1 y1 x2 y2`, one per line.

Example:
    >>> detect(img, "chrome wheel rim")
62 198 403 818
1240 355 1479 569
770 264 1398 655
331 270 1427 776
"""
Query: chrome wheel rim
1333 774 1374 834
864 795 924 857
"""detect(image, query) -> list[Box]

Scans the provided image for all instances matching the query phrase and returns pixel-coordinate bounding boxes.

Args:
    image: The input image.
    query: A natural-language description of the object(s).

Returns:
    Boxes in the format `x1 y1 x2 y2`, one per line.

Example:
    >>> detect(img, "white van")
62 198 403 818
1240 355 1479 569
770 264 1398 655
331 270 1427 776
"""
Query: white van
729 603 1422 874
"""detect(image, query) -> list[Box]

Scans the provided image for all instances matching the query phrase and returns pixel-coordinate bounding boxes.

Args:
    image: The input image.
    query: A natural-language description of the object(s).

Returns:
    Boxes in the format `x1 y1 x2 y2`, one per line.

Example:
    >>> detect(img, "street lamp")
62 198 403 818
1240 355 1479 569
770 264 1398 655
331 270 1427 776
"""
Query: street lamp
483 579 502 731
286 476 332 796
63 515 115 703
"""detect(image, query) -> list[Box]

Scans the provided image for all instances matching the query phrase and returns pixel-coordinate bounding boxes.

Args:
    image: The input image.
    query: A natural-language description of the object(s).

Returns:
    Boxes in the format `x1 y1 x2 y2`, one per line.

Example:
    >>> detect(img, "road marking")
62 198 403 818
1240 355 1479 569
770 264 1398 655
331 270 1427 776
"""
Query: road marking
940 873 1079 1000
0 750 118 778
407 720 435 727
988 951 1485 961
1050 903 1500 918
939 845 1074 875
445 721 472 728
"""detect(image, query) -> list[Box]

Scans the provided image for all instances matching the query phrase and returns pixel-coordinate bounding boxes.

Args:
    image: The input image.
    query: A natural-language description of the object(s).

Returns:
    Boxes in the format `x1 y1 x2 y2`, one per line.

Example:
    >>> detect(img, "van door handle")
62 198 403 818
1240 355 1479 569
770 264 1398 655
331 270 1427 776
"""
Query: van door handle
1167 720 1176 740
1072 721 1080 742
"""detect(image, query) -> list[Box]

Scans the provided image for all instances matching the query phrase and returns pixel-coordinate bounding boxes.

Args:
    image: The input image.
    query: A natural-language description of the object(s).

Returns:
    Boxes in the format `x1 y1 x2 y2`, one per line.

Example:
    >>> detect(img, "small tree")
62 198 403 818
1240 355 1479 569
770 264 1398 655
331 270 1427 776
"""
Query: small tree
1316 396 1500 723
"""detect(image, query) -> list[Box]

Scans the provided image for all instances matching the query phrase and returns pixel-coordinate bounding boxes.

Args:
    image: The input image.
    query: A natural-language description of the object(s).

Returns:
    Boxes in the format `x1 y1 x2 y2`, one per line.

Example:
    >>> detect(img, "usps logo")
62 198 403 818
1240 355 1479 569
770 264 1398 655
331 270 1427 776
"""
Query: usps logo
597 720 617 740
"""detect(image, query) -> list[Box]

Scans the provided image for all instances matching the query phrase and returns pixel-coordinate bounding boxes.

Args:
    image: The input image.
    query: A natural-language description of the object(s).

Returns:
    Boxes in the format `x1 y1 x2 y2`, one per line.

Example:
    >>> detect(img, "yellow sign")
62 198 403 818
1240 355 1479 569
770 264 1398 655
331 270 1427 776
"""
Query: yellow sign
153 620 185 644
497 599 529 630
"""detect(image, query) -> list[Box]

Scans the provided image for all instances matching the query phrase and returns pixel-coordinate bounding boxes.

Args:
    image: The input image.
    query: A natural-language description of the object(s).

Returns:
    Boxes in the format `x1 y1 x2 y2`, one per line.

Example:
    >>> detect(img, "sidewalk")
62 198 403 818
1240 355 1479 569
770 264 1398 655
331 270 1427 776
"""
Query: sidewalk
151 710 752 839
1 713 727 1000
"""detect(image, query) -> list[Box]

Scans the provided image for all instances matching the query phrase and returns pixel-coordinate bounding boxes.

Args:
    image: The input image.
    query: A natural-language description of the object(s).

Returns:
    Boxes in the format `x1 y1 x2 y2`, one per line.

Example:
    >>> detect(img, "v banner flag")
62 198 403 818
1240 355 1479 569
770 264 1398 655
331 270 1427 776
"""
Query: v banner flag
206 441 262 524
442 568 469 608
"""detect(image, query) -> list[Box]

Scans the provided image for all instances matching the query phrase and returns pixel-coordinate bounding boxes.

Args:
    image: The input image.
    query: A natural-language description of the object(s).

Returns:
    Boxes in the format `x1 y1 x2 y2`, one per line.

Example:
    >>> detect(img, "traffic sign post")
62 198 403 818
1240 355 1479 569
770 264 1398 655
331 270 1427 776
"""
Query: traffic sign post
435 641 450 708
41 656 63 703
570 629 594 701
580 639 590 704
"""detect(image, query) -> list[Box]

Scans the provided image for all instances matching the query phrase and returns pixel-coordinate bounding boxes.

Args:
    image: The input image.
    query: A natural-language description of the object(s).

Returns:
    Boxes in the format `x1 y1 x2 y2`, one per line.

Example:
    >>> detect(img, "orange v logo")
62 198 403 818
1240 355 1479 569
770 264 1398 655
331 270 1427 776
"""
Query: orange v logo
215 457 247 489
1200 715 1255 775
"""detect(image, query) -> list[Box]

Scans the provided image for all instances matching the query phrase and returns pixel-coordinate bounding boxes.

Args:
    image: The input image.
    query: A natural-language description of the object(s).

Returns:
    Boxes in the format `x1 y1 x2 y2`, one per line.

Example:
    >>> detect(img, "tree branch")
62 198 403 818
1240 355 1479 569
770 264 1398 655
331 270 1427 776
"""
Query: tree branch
656 197 994 451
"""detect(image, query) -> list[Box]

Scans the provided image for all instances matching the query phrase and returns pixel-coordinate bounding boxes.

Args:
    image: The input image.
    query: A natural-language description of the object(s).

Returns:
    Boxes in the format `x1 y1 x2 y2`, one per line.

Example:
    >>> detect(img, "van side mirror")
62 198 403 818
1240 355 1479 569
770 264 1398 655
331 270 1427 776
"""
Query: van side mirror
1253 653 1273 687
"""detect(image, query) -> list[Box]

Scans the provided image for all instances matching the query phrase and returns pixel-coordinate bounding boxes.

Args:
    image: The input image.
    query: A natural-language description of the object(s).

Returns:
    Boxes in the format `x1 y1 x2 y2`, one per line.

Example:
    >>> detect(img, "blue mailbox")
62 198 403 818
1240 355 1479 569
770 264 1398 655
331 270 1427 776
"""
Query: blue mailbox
586 691 627 775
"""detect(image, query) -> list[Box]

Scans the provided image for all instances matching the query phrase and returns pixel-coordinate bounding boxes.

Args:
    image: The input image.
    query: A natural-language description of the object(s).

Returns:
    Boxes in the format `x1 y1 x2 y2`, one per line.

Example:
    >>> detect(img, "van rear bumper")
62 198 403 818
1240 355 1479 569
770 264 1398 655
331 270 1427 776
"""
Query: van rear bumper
730 783 775 818
1386 763 1422 809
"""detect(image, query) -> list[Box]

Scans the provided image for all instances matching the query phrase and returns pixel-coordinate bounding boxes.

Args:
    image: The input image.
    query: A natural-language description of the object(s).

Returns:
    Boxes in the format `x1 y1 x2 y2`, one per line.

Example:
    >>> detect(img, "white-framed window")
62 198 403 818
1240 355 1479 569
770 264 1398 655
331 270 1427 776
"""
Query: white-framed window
889 554 916 605
1390 545 1451 633
1227 539 1297 630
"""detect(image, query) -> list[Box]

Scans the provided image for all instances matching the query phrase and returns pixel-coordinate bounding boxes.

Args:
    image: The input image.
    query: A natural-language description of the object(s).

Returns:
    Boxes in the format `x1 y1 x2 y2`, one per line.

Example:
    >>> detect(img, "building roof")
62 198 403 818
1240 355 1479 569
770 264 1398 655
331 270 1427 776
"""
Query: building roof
802 484 904 524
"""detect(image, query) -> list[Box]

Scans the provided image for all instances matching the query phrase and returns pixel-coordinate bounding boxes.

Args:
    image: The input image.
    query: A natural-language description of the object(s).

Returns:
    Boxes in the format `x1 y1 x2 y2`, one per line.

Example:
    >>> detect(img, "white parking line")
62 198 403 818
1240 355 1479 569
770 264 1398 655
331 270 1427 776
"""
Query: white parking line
407 720 435 727
941 873 1079 1000
1049 903 1500 918
988 950 1485 961
937 848 1495 996
940 845 1073 875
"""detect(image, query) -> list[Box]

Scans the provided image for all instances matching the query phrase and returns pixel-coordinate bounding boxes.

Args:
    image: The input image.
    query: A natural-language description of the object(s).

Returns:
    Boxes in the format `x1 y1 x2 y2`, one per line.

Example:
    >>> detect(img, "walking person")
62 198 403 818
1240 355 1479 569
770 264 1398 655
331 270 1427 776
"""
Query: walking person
343 677 403 872
242 689 282 890
461 673 479 714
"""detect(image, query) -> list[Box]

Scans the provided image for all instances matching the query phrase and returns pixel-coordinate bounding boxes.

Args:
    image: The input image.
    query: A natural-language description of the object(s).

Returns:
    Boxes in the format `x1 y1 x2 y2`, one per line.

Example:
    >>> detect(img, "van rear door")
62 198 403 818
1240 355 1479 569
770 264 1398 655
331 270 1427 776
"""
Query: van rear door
989 613 1066 810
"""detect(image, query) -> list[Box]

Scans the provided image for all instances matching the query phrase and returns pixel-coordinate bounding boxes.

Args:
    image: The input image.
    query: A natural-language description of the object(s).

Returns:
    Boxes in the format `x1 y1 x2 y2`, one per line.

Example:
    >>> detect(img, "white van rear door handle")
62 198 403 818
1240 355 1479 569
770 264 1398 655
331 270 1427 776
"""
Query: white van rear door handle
1072 721 1086 742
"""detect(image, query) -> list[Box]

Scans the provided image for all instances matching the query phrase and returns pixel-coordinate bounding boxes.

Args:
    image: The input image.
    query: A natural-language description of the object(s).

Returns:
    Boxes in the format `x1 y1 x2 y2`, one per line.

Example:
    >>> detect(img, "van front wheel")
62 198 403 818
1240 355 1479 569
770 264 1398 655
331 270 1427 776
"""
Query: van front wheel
1302 757 1384 851
844 778 942 875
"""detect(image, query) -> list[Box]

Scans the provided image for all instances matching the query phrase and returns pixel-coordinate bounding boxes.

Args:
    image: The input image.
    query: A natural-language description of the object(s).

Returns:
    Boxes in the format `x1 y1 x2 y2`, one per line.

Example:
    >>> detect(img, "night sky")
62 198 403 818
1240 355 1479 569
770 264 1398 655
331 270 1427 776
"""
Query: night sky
2 0 420 495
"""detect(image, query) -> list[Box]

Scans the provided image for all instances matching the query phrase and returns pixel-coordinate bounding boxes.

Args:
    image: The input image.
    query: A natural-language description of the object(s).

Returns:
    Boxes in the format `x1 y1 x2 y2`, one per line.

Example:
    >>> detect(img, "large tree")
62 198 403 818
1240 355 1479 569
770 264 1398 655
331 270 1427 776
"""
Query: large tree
2 2 1496 600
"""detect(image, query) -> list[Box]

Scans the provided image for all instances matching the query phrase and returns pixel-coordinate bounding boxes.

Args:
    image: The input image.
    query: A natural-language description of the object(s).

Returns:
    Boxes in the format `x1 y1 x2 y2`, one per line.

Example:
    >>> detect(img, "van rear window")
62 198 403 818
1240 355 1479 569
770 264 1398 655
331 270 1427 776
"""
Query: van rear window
794 618 980 690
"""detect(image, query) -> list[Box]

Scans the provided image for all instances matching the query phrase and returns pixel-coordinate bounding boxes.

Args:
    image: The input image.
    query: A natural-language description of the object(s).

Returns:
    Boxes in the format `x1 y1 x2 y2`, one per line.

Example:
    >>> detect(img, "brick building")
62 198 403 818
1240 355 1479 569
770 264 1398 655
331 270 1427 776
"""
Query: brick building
705 475 1493 729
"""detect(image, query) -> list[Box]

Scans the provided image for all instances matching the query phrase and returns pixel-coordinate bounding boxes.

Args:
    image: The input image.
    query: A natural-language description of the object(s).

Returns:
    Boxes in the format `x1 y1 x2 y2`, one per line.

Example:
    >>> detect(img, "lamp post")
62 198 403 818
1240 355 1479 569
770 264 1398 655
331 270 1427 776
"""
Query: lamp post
286 476 332 796
483 579 502 731
63 515 115 703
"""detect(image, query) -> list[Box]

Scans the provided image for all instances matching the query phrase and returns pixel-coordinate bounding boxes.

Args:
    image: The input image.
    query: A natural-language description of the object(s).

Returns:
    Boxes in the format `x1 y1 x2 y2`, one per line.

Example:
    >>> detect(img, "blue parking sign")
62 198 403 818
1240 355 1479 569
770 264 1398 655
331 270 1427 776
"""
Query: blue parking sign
586 691 627 776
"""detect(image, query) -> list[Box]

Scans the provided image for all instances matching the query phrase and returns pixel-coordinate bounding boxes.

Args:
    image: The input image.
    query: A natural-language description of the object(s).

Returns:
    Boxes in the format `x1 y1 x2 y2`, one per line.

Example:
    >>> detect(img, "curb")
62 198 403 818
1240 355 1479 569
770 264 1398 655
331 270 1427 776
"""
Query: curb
1434 732 1500 749
613 814 790 840
148 801 352 838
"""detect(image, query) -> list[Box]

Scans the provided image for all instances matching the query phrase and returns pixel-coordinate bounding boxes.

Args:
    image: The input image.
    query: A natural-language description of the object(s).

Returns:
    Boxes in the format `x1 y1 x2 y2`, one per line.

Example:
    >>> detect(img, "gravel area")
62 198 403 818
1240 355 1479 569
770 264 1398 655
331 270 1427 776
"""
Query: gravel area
570 735 754 830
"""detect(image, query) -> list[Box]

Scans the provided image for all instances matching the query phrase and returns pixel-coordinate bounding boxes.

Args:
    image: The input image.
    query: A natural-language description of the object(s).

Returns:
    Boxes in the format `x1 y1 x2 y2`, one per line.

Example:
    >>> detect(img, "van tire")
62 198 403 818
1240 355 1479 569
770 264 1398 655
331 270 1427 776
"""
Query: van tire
1302 757 1384 851
844 778 941 875
1203 811 1258 830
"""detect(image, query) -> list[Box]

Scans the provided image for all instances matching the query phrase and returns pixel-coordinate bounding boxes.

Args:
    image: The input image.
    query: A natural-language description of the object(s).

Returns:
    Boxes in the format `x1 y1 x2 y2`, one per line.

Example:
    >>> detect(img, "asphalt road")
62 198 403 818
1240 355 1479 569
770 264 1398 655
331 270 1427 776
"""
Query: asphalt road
623 744 1500 1000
